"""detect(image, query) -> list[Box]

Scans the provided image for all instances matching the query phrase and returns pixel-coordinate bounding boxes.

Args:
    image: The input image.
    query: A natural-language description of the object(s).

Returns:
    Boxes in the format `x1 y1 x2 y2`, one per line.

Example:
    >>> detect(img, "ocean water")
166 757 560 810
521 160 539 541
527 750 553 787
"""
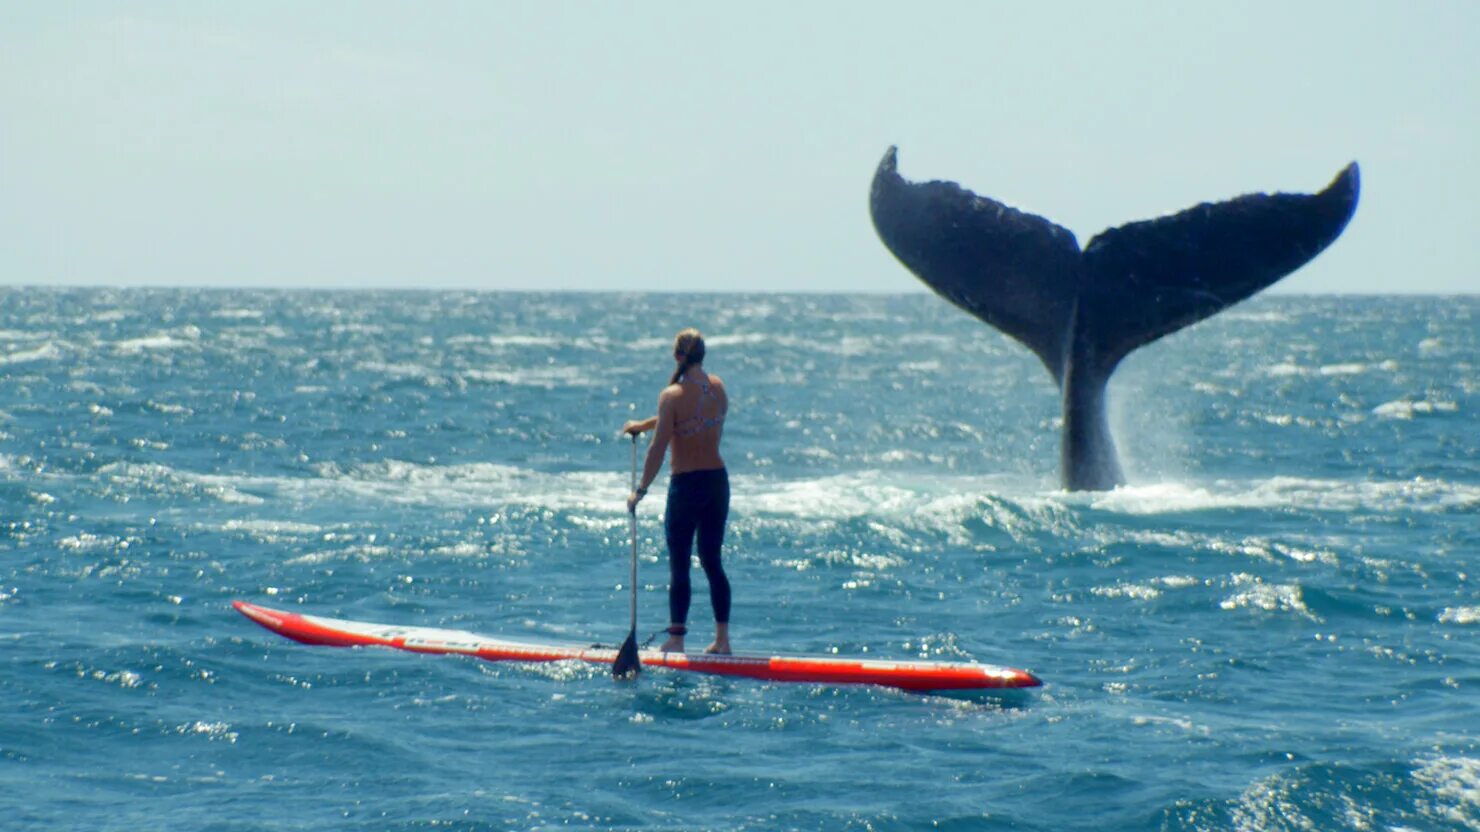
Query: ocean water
1 288 1476 831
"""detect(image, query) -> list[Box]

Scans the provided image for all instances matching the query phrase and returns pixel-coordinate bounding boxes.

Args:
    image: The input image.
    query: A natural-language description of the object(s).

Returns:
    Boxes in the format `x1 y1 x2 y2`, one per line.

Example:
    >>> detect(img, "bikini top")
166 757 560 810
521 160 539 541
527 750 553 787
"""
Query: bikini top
673 375 726 439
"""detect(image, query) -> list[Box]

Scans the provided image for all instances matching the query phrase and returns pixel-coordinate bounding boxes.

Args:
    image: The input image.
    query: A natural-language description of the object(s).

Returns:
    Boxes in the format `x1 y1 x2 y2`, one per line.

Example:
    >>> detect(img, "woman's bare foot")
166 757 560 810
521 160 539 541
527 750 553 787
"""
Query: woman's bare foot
705 622 731 655
660 635 684 652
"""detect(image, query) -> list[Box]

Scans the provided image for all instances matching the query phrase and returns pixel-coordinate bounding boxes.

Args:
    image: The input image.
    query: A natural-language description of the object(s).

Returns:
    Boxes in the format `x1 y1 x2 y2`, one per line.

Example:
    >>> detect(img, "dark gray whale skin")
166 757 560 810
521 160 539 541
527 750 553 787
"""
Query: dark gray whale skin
869 147 1360 491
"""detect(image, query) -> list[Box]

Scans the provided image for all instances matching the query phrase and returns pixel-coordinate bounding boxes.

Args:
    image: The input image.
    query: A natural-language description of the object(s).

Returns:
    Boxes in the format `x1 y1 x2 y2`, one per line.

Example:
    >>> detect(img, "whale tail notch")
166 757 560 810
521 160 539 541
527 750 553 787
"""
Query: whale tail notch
869 147 1360 489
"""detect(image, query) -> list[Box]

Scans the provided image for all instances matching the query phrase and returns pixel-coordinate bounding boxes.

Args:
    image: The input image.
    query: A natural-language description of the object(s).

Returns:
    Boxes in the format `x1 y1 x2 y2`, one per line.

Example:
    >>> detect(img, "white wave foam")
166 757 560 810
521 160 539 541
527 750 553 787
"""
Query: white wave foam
1077 477 1480 516
1086 483 1280 514
463 365 587 388
0 329 48 342
329 322 383 336
98 462 265 505
1413 755 1480 829
1219 573 1316 619
735 473 910 519
704 333 778 348
1318 362 1373 375
1439 607 1480 625
176 720 239 743
285 544 396 565
488 334 559 347
1092 583 1162 601
219 518 324 537
58 533 125 552
1265 362 1307 377
429 542 489 559
210 308 263 320
299 459 624 513
0 342 62 365
357 360 435 379
146 400 192 416
1373 399 1460 420
1222 310 1291 323
1093 575 1204 602
113 327 200 354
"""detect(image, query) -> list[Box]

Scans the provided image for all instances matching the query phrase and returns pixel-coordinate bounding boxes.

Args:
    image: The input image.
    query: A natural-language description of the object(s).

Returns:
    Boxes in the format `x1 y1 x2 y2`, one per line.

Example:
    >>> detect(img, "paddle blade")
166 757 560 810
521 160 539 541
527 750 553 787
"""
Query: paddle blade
613 630 641 679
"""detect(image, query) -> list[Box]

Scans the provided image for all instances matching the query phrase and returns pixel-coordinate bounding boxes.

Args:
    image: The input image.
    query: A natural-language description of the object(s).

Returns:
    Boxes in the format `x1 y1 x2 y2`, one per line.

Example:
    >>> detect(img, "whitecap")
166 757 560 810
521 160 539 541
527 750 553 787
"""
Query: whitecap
703 332 777 348
145 400 192 416
464 365 586 388
281 459 624 514
0 342 62 365
330 322 384 336
735 473 908 519
1412 755 1480 829
1374 399 1459 420
357 360 435 379
285 544 396 565
0 329 48 342
58 533 124 552
1219 574 1316 620
471 333 617 352
1222 310 1291 324
1092 582 1162 601
98 461 265 505
210 308 264 320
176 721 239 743
1438 607 1480 625
429 542 488 559
1265 362 1308 377
113 330 197 354
1085 476 1480 516
218 518 325 537
1085 483 1280 515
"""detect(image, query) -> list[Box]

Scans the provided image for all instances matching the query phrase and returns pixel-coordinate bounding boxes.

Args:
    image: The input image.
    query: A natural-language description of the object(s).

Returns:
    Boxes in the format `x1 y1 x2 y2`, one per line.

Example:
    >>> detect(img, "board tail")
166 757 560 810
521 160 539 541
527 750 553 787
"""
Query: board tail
870 147 1359 490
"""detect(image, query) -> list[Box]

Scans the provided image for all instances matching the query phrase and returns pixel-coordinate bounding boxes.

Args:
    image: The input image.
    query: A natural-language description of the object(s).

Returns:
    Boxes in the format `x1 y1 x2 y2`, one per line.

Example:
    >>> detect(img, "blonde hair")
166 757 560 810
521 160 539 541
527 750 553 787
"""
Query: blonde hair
670 328 706 385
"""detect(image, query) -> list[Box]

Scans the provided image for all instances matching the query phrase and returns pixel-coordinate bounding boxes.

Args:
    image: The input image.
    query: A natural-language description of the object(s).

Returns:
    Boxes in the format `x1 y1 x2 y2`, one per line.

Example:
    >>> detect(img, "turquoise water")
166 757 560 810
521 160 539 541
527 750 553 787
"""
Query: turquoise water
1 288 1477 831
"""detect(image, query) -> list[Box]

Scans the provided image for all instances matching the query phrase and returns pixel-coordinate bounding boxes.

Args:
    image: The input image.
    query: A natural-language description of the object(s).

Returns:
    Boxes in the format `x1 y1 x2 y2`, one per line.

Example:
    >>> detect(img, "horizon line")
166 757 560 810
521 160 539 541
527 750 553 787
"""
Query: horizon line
1 282 1476 298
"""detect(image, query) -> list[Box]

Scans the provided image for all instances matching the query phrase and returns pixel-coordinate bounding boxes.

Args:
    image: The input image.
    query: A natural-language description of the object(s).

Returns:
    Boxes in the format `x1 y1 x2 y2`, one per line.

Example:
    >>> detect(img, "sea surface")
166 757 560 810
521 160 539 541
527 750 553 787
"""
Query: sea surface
1 288 1477 831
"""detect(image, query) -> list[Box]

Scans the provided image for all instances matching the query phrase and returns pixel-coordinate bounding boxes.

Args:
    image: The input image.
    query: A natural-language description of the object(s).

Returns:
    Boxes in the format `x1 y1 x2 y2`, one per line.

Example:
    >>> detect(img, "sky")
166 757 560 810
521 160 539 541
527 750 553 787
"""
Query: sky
1 1 1477 294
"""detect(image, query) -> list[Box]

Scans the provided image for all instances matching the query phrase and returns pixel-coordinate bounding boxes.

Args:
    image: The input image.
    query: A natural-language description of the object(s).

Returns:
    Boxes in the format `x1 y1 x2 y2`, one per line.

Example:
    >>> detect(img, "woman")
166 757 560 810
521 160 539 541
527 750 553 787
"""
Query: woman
624 328 731 654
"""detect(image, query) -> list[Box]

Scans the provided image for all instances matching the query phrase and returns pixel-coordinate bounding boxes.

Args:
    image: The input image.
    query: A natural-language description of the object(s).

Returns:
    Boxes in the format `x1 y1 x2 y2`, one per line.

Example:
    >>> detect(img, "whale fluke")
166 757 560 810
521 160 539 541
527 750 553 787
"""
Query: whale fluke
869 147 1359 490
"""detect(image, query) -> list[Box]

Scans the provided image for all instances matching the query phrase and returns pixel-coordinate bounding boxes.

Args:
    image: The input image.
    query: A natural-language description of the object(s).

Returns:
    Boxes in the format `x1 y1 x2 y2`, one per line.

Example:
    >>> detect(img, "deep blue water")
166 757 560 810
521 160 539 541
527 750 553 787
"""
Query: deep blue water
1 288 1477 831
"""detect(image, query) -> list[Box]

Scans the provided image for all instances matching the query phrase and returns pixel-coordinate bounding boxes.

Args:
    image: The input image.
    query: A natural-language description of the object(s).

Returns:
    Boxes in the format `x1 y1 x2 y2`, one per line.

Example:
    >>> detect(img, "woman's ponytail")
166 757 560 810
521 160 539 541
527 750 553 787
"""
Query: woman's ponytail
669 328 706 385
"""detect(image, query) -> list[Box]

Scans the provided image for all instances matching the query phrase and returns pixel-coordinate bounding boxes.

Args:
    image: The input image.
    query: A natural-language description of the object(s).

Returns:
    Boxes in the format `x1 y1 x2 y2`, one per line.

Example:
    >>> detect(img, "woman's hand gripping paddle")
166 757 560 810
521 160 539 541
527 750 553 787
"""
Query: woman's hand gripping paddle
613 434 642 679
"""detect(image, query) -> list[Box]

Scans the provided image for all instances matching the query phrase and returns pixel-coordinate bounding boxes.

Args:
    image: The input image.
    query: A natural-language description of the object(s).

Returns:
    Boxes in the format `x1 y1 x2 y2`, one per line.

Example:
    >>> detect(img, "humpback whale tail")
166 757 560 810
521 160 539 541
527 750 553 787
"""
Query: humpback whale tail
869 147 1360 490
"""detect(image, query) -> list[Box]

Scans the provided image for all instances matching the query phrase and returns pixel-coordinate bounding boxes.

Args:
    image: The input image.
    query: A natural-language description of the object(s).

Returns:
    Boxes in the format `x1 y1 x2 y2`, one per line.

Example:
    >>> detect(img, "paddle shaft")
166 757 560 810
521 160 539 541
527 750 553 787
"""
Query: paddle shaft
629 435 638 631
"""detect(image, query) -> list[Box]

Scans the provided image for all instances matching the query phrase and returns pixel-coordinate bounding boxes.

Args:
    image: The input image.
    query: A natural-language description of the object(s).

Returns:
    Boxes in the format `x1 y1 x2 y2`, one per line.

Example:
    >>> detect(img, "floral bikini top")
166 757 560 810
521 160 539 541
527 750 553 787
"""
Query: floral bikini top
673 376 726 439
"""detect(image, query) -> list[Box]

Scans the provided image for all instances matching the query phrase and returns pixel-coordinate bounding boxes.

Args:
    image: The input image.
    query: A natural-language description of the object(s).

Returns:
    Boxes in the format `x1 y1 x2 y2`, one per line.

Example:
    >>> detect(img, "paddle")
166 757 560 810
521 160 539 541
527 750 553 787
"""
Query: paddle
613 434 642 679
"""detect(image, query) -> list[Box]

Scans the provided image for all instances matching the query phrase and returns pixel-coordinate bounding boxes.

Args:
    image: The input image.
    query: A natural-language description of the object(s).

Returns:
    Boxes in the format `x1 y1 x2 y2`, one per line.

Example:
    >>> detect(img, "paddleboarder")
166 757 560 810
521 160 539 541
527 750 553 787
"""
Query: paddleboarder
624 328 732 655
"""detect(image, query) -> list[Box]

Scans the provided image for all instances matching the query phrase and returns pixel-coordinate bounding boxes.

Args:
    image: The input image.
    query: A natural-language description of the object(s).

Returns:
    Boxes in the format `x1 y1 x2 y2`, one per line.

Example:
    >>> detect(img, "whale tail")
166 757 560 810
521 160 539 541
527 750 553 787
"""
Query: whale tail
869 147 1360 490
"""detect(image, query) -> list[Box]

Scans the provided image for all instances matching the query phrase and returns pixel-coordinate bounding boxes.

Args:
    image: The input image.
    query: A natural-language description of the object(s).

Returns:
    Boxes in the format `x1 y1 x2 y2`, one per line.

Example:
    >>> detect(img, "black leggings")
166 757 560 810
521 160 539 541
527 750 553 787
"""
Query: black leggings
665 468 730 625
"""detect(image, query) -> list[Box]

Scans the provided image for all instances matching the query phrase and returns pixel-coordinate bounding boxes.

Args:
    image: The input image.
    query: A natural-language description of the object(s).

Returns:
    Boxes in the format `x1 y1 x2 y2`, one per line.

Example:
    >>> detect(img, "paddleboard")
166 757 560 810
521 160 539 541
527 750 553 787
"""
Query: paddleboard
233 601 1041 692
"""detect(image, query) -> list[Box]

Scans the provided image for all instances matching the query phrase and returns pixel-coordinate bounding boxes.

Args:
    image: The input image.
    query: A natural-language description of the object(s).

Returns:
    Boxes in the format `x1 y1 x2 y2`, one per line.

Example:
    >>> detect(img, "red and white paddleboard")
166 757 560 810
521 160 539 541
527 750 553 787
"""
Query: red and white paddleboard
233 601 1041 693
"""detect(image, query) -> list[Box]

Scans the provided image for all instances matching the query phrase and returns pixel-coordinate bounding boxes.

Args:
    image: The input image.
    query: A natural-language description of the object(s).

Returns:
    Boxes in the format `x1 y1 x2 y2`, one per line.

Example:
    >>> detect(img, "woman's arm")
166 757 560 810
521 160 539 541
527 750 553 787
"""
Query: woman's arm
622 416 659 436
628 392 674 512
